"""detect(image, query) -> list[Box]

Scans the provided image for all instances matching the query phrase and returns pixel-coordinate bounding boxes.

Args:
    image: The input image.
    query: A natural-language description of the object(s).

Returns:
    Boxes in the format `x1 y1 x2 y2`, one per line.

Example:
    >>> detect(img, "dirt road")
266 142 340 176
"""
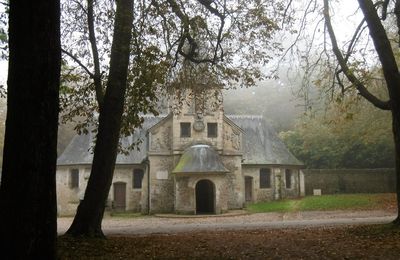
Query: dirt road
58 210 396 235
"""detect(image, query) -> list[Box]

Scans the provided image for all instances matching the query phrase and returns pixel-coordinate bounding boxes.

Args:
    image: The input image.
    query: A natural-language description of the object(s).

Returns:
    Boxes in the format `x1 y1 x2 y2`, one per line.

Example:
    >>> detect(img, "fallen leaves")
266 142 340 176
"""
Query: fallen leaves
58 224 400 259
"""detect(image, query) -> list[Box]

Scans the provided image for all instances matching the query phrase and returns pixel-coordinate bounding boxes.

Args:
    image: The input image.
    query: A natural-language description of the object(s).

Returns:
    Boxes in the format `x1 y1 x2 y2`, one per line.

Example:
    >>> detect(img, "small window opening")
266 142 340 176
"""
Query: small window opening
70 169 79 189
180 122 191 137
207 123 218 138
259 168 271 188
133 169 144 189
285 169 292 189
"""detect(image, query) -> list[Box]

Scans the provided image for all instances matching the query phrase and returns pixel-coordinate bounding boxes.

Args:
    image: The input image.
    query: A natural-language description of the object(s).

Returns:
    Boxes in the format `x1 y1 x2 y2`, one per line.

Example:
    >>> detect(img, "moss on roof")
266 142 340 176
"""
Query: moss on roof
172 145 228 173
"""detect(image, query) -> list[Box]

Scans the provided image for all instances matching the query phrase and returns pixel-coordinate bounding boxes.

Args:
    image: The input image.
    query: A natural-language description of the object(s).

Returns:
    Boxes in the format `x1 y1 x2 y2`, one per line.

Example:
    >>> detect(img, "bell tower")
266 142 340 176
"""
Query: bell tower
170 85 224 152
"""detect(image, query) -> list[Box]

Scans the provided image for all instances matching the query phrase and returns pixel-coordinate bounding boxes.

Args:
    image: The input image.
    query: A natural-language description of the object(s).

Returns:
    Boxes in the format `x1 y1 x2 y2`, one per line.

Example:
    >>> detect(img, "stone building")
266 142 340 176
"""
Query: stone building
56 89 304 216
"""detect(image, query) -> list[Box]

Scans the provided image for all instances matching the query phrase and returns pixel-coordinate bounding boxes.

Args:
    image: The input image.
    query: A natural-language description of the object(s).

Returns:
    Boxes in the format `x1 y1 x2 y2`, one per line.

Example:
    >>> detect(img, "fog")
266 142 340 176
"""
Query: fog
223 79 304 133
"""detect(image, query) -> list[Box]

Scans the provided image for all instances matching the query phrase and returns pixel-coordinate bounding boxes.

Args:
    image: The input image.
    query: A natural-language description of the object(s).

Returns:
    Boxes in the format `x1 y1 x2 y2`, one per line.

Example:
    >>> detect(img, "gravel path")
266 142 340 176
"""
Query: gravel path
57 210 396 235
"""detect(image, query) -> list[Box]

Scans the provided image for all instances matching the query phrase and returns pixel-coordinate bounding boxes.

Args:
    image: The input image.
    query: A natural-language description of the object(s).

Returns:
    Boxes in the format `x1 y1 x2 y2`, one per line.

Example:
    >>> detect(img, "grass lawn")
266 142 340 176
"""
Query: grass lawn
246 193 395 213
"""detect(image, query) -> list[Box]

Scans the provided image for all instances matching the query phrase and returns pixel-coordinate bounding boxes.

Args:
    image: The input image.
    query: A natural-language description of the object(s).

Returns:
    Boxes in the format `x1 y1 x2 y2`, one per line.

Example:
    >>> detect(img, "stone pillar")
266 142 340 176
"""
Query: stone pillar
299 170 305 197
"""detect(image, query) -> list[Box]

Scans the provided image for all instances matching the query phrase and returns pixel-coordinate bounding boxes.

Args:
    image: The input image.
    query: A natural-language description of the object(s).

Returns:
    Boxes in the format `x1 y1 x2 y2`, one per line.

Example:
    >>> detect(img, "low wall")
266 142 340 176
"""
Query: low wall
303 169 396 195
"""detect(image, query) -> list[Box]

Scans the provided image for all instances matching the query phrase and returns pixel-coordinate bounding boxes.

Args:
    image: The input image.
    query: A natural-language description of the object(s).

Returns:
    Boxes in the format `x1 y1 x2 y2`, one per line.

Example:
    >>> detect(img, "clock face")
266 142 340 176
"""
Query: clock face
193 120 205 131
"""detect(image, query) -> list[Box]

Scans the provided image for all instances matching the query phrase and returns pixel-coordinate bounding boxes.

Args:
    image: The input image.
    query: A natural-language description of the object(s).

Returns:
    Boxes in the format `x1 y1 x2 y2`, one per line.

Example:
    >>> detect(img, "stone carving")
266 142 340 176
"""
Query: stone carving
231 131 241 150
224 126 241 151
193 113 205 132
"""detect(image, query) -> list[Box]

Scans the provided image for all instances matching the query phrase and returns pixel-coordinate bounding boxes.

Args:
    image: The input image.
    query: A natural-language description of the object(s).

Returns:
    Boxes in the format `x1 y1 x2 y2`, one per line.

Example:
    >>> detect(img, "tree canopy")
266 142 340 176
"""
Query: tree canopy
281 91 394 169
60 0 288 142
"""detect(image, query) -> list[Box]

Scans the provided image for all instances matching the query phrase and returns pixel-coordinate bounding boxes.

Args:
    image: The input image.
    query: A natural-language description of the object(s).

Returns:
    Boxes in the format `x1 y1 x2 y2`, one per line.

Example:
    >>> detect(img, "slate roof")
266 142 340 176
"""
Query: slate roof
57 116 164 166
227 115 303 166
172 144 229 173
57 114 303 167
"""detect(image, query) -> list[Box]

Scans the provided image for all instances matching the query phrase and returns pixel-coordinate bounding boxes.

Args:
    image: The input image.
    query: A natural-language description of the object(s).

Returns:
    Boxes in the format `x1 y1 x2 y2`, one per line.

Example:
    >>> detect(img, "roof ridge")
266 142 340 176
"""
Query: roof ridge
226 114 263 119
141 114 168 118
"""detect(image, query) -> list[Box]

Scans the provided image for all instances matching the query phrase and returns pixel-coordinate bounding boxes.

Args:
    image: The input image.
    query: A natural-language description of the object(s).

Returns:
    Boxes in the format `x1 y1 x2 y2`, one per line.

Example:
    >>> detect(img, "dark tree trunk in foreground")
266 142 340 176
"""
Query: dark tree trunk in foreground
392 108 400 224
66 0 134 237
0 0 61 259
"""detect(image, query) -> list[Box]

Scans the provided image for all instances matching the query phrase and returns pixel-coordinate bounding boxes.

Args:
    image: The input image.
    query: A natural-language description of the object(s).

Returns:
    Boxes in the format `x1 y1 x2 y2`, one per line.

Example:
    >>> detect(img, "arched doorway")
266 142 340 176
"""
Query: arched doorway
195 179 215 214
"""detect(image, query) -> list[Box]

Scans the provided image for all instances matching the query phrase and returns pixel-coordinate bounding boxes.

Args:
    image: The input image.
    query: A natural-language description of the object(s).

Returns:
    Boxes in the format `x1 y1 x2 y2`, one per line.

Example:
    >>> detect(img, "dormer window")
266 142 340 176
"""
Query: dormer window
180 122 191 137
207 123 218 138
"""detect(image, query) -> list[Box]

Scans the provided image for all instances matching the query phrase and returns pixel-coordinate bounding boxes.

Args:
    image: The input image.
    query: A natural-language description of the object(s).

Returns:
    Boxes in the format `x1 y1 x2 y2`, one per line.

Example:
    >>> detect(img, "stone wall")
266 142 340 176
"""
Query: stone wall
242 166 301 202
56 166 90 216
222 155 244 209
111 166 145 212
303 169 395 195
174 174 229 214
56 164 146 216
280 168 301 199
148 154 175 213
242 166 275 202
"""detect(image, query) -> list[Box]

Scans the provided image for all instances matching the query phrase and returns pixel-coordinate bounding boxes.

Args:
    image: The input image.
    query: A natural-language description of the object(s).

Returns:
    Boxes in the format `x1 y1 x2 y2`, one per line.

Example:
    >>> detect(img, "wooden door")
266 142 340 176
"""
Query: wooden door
245 176 253 202
113 182 126 212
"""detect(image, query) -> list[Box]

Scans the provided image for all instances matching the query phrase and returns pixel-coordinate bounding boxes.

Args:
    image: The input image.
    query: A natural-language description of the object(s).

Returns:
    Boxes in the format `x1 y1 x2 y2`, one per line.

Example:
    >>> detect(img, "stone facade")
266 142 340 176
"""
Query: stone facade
56 165 146 216
56 89 304 216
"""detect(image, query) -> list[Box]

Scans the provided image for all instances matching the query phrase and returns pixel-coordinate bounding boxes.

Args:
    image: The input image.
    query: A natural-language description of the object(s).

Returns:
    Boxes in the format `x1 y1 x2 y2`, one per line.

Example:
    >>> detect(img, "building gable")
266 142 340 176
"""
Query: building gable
148 114 173 154
222 115 244 155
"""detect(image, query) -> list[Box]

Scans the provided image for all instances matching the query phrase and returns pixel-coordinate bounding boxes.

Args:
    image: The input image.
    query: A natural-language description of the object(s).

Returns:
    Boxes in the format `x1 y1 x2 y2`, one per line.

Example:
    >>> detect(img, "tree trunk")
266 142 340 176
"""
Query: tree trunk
66 0 134 237
0 0 60 259
357 0 400 225
391 106 400 225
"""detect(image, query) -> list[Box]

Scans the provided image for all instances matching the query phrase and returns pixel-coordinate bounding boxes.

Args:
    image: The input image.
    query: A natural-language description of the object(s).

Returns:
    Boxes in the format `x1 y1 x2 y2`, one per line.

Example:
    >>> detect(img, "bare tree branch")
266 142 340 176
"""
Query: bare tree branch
281 0 294 28
163 0 225 64
87 0 104 108
381 0 390 20
323 0 391 110
278 0 318 65
61 48 94 78
344 18 366 63
197 0 224 19
358 0 400 101
73 0 88 15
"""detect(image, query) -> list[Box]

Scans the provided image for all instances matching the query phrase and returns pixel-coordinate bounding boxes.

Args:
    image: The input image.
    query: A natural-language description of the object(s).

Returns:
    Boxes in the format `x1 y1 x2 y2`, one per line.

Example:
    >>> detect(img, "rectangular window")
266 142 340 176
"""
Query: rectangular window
207 123 218 138
180 122 191 137
259 168 271 188
285 169 292 189
69 169 79 189
133 169 144 189
84 168 91 180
